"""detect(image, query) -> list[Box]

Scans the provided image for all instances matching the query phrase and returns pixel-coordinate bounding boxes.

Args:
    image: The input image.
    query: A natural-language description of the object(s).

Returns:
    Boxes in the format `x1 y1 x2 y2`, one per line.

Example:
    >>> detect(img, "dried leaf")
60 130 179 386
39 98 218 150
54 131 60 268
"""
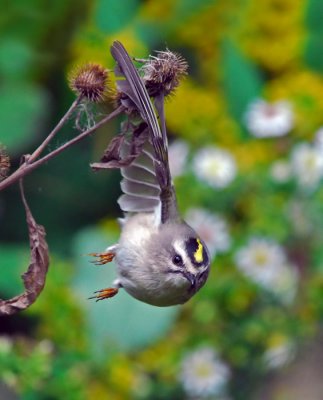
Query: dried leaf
0 181 49 315
91 123 149 170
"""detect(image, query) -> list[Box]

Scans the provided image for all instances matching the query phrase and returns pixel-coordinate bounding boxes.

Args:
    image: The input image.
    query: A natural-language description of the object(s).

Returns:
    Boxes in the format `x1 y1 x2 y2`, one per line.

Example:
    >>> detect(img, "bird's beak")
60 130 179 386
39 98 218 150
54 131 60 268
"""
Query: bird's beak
183 271 196 290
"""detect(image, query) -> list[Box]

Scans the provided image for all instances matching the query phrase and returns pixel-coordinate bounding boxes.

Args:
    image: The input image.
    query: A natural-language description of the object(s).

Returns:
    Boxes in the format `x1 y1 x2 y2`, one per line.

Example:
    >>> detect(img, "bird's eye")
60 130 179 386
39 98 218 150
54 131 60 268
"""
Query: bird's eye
172 254 183 266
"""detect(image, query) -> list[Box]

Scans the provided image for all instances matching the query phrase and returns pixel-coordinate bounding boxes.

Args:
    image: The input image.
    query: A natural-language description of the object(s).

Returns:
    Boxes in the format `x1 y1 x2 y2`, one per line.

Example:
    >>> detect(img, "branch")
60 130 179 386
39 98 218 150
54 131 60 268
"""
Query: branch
27 95 83 164
0 105 125 192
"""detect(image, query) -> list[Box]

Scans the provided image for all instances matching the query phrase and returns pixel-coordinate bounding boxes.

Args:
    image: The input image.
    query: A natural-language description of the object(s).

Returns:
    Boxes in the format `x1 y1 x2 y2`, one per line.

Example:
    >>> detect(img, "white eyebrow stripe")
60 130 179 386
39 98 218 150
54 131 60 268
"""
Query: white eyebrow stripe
173 240 197 275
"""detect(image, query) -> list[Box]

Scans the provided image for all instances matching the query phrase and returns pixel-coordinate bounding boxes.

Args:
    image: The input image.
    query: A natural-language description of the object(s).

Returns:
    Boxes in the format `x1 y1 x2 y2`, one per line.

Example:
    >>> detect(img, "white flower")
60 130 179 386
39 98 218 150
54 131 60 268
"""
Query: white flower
291 143 323 189
179 347 230 398
37 339 54 355
287 200 312 236
168 139 189 178
235 237 287 290
314 127 323 152
186 208 231 258
264 337 296 370
270 160 292 183
245 99 294 138
269 263 298 304
0 336 13 354
193 147 237 189
235 236 298 302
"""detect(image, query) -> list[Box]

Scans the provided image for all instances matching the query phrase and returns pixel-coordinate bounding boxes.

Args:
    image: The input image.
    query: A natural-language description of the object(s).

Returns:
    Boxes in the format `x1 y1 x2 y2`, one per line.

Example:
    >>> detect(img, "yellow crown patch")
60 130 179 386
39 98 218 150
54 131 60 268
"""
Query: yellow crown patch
194 238 204 263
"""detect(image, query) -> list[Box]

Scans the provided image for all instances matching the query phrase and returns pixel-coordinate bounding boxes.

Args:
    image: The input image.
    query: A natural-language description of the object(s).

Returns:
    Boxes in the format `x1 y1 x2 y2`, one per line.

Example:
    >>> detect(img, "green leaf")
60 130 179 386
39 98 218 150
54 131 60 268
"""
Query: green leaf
0 39 35 79
72 226 179 355
174 0 217 20
94 0 140 34
221 40 263 128
136 23 165 48
0 83 49 153
304 34 323 74
305 0 323 33
303 0 323 73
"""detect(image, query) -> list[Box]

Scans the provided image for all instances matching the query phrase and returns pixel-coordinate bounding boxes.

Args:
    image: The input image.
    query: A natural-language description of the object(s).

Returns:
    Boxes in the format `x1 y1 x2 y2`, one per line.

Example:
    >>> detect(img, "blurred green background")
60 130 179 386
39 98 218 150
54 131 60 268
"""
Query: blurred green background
1 0 323 399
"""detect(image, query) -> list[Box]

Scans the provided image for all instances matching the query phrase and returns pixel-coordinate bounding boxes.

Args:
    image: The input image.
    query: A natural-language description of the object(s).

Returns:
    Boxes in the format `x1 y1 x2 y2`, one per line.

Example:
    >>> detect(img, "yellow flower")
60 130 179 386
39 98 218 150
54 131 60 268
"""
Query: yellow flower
234 141 276 171
165 79 235 145
140 0 176 21
70 26 146 70
266 70 323 135
109 355 137 397
238 0 305 72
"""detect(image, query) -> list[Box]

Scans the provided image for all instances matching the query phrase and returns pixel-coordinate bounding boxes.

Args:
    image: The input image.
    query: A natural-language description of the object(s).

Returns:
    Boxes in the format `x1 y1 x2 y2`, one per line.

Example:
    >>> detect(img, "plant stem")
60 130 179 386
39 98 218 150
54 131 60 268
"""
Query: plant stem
27 96 83 164
0 105 125 192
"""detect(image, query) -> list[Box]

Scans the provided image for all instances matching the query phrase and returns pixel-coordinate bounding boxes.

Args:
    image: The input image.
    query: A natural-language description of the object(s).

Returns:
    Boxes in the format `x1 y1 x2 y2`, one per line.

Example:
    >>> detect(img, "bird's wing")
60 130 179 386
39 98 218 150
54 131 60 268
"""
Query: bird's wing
111 40 178 223
118 132 161 213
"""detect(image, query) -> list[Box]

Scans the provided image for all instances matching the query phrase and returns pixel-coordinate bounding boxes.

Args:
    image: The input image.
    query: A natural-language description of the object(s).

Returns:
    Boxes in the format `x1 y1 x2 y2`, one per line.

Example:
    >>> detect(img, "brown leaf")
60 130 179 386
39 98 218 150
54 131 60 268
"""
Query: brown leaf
0 181 49 315
91 123 149 170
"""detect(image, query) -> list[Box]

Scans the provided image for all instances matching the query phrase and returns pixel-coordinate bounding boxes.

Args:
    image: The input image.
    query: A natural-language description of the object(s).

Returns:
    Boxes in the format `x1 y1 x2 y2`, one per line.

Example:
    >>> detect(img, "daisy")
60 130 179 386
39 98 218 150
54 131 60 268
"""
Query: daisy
179 347 230 398
0 336 12 354
314 127 323 152
193 147 237 189
269 263 298 304
270 160 292 183
245 99 294 138
234 237 287 290
263 336 296 370
287 200 312 236
290 143 323 189
168 139 189 178
185 208 231 258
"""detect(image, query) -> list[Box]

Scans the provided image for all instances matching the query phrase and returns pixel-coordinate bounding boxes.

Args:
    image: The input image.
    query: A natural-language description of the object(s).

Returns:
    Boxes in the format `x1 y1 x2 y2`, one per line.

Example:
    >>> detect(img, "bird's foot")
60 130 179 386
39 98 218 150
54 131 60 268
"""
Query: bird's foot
89 244 117 265
88 287 119 302
89 251 115 265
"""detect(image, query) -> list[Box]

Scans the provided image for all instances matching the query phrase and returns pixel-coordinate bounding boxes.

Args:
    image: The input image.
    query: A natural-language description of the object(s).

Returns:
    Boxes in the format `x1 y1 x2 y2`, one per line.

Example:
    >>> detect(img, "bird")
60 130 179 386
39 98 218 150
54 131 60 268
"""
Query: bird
89 41 210 307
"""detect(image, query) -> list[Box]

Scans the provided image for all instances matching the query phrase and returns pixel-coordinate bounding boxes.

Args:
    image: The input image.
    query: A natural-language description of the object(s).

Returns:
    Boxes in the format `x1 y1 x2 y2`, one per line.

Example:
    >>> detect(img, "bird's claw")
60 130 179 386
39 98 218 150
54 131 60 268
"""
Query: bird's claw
89 251 115 265
88 287 119 302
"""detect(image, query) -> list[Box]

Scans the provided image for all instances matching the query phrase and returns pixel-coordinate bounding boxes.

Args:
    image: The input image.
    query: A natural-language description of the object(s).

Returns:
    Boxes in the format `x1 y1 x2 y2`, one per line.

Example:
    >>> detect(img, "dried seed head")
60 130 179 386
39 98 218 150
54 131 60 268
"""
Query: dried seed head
142 50 188 97
110 89 124 109
69 63 109 102
0 145 10 181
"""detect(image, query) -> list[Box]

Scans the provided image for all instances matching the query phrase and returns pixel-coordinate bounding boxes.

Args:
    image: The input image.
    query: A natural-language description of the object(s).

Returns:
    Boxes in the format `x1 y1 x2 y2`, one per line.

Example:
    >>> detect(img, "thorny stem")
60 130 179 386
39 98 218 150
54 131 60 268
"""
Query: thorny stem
0 104 125 192
27 96 83 164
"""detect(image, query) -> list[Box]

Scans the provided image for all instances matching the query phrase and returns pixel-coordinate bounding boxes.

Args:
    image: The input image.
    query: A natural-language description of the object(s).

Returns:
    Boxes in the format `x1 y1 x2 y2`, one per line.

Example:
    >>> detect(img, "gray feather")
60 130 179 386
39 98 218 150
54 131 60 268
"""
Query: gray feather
111 41 179 223
120 180 160 198
118 133 161 213
118 194 160 213
121 165 158 185
122 139 156 174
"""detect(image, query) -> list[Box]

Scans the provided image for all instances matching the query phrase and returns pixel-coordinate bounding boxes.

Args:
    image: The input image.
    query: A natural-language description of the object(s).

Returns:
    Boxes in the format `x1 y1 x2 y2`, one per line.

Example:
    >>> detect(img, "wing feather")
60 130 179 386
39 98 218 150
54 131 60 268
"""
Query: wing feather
120 180 160 198
111 41 178 223
118 195 160 213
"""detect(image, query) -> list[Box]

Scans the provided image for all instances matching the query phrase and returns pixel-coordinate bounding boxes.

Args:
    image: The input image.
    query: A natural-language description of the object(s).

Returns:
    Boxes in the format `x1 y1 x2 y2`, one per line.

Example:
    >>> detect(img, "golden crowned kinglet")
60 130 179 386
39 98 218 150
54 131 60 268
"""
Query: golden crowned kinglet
90 42 210 307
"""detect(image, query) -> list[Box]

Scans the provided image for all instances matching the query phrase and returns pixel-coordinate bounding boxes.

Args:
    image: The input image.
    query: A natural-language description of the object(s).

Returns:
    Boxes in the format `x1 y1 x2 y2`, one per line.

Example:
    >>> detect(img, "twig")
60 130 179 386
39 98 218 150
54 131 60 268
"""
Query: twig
27 96 83 164
0 105 125 192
